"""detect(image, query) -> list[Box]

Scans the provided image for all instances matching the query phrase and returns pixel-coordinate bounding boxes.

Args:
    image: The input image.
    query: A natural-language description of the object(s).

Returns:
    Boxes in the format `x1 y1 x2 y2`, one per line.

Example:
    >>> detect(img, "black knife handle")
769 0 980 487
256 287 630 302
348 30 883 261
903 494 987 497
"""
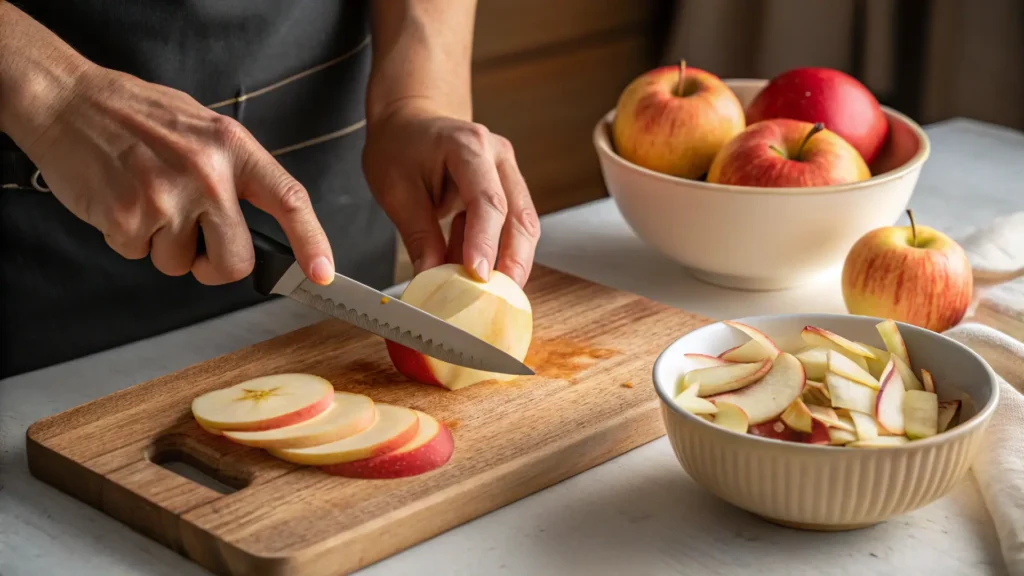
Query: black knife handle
195 227 296 296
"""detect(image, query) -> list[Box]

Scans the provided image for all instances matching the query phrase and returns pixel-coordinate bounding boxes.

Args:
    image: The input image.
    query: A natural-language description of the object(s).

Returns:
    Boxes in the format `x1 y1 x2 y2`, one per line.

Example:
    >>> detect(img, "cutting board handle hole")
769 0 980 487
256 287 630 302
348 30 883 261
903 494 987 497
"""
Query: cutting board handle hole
148 447 247 494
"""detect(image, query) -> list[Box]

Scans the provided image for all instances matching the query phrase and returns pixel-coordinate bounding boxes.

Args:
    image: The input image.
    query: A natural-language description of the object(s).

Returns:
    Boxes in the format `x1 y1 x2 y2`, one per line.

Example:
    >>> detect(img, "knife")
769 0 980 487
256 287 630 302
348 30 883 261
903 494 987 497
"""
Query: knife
199 227 534 376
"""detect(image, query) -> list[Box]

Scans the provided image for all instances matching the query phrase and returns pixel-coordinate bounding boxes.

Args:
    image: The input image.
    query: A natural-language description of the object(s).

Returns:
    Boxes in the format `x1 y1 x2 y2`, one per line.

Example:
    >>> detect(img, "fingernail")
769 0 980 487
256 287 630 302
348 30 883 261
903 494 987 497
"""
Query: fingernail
311 256 334 285
472 259 490 282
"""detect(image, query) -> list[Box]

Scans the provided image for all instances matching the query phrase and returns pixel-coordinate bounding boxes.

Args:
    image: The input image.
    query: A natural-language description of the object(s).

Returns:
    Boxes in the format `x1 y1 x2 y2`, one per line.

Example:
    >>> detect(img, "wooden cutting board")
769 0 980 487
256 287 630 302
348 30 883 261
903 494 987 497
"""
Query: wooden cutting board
26 265 711 576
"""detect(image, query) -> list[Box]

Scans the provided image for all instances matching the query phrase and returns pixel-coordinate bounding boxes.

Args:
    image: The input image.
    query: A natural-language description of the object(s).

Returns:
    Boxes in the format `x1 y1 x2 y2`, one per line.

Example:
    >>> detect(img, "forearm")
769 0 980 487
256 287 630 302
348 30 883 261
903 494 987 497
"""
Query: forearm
366 0 476 123
0 1 91 147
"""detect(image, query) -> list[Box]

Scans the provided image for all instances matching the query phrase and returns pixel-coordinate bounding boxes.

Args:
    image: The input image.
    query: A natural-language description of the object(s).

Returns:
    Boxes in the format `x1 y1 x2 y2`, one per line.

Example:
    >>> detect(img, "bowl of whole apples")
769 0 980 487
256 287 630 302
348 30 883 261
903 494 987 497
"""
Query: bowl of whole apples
593 62 931 290
653 313 998 530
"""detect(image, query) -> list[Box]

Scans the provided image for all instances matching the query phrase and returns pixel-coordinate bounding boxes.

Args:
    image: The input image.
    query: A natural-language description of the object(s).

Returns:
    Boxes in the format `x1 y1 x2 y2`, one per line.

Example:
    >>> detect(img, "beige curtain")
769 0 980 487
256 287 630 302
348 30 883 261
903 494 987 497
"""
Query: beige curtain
663 0 1024 131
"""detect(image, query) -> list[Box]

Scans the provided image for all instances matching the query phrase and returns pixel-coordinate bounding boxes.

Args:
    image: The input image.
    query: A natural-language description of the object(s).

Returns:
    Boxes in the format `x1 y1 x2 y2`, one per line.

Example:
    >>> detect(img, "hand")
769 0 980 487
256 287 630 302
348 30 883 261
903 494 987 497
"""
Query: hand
362 101 541 287
18 65 336 286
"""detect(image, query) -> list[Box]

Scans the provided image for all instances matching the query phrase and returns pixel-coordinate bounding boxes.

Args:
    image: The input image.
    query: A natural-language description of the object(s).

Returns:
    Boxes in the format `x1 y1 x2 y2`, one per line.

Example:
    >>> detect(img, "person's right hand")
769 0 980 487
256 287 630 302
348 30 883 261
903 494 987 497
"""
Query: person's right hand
19 65 336 286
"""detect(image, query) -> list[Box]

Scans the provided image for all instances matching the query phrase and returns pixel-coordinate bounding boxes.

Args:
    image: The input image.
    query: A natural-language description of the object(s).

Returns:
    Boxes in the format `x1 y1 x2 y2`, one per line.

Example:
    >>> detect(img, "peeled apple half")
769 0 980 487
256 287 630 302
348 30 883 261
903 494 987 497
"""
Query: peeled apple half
386 263 533 391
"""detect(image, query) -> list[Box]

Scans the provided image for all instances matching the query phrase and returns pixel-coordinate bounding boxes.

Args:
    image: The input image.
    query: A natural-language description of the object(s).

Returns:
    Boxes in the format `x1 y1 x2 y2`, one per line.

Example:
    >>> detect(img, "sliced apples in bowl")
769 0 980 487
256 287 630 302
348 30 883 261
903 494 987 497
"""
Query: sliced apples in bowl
654 313 998 530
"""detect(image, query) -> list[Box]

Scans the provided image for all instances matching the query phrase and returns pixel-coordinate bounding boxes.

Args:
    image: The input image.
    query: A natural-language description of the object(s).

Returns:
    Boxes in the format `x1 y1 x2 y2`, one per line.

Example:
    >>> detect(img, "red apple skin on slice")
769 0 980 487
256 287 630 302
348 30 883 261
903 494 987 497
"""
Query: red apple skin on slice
708 352 805 425
874 359 907 435
222 392 376 450
723 321 781 359
876 319 911 367
683 358 773 397
322 411 454 479
192 373 335 433
804 420 831 445
801 326 877 359
269 404 420 466
749 419 805 442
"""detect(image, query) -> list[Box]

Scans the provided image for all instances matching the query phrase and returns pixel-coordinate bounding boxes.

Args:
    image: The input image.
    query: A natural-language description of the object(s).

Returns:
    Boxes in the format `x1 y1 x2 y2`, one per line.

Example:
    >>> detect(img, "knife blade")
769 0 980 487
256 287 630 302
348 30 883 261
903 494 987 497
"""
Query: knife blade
216 227 534 376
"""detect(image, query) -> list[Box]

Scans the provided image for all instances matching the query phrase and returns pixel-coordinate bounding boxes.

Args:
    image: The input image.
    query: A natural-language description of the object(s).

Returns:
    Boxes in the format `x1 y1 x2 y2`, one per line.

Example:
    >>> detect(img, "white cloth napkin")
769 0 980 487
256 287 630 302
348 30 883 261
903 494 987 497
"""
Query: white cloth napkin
959 211 1024 284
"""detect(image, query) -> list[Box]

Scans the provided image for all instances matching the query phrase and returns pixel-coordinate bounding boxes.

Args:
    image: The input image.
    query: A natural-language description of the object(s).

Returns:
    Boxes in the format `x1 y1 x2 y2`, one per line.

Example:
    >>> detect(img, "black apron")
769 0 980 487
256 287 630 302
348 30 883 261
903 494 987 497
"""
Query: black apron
0 0 396 378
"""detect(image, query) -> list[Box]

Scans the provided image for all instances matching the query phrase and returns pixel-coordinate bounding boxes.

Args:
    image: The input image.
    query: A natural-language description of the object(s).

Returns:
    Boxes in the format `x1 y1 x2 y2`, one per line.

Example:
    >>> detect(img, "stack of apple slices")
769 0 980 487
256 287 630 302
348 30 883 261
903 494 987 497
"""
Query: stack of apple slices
673 320 964 447
191 374 454 478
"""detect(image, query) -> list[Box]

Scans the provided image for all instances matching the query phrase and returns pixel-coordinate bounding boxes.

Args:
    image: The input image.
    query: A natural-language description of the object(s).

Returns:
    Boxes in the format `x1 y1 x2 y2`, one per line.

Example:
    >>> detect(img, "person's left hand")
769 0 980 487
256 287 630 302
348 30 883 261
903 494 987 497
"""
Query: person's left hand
362 101 541 287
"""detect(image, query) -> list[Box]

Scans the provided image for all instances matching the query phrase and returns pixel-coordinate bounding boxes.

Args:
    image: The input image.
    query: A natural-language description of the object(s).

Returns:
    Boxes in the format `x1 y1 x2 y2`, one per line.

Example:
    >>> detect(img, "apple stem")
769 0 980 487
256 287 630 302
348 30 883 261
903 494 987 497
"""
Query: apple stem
768 144 787 158
676 59 687 97
796 122 825 159
907 209 918 247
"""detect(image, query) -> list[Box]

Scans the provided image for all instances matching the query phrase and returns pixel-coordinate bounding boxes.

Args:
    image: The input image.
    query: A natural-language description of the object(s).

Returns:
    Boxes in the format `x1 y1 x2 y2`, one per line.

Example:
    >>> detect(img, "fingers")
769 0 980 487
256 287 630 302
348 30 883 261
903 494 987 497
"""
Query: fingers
446 136 508 282
228 121 335 285
493 146 540 287
382 180 447 275
190 200 254 285
150 221 198 276
446 210 467 265
104 232 150 260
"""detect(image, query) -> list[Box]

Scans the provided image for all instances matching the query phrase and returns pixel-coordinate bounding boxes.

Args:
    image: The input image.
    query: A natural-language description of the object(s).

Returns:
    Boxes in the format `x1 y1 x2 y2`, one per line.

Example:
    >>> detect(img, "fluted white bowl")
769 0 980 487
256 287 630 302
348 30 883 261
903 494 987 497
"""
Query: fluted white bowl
653 313 999 530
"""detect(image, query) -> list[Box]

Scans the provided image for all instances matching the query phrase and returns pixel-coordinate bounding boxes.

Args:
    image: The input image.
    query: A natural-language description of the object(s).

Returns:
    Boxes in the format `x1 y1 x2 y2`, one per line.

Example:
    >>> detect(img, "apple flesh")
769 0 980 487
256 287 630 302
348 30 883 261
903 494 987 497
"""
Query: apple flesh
849 410 879 440
269 404 420 466
795 347 828 380
709 352 805 424
612 60 745 179
828 426 858 446
827 350 879 390
825 373 877 415
780 398 813 433
806 404 855 432
720 340 771 362
801 326 877 359
937 400 961 432
684 353 733 369
874 359 907 435
222 392 376 450
706 119 870 187
903 390 939 440
682 358 772 397
711 402 750 434
386 263 533 391
191 373 334 433
722 321 781 359
744 67 888 165
921 369 936 394
322 411 455 479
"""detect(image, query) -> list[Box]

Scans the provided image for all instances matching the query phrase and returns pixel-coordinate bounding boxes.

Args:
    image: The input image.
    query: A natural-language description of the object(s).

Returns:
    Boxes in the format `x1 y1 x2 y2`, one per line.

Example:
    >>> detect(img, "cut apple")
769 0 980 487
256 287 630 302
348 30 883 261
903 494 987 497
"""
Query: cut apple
801 326 877 359
795 347 828 380
904 390 939 439
321 411 454 478
677 379 700 399
674 389 718 415
269 403 420 466
804 420 831 445
222 392 376 450
848 410 879 440
937 400 961 432
780 398 813 433
861 344 891 380
723 321 781 359
891 354 924 391
825 372 877 415
806 379 831 399
802 385 830 407
191 373 334 432
876 319 911 367
385 263 533 391
827 350 880 389
682 359 772 397
684 353 733 369
709 352 805 424
848 436 910 448
828 426 858 445
749 419 803 442
921 369 936 394
711 401 749 434
720 340 772 363
806 404 855 432
874 359 907 435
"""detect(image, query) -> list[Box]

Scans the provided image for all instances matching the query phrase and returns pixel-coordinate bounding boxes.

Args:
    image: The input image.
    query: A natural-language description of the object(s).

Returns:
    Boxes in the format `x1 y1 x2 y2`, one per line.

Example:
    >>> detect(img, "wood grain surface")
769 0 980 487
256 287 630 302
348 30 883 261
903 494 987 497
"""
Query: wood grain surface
26 265 712 576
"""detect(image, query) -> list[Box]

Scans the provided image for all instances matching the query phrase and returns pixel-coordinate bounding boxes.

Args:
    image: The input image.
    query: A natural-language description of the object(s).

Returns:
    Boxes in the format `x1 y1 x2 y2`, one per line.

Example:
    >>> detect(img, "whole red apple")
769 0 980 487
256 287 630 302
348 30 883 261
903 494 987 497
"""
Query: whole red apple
612 60 745 179
746 67 889 165
842 210 973 333
706 119 871 187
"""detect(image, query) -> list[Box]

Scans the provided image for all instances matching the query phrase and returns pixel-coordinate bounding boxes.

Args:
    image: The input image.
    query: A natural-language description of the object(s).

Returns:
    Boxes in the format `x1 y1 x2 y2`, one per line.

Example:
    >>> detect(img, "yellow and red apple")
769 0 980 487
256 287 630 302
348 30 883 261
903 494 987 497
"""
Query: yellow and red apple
842 211 973 333
386 263 533 391
612 60 745 179
707 119 870 187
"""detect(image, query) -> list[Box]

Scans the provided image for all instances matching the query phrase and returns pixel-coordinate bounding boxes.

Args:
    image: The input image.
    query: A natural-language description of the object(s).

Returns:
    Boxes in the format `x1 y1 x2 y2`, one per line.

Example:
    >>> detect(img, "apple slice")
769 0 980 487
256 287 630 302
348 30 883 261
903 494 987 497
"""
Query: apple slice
801 385 830 408
677 379 700 399
891 354 924 391
828 426 858 445
874 359 907 435
749 419 803 442
322 411 454 478
848 410 879 440
711 401 749 434
806 404 855 432
191 373 334 433
269 404 420 466
825 372 877 415
684 353 733 369
904 390 939 439
937 400 961 432
861 344 891 379
780 398 813 433
876 319 911 367
709 352 805 424
801 326 877 359
674 386 718 415
795 347 828 380
806 379 831 400
804 420 831 445
719 340 772 363
223 392 376 449
682 359 773 397
723 321 781 359
827 350 880 389
848 436 910 448
921 369 936 394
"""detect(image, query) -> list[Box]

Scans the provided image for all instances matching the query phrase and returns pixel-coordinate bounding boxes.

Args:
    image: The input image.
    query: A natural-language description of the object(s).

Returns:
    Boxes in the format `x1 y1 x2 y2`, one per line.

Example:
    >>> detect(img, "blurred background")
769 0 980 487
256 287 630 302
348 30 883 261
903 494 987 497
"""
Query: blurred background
395 0 1023 281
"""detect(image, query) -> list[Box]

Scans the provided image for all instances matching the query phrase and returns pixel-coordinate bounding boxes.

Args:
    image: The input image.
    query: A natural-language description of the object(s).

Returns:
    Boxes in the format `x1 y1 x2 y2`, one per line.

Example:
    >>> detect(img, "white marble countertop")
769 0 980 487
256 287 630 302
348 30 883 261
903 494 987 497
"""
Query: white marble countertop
1 118 1022 576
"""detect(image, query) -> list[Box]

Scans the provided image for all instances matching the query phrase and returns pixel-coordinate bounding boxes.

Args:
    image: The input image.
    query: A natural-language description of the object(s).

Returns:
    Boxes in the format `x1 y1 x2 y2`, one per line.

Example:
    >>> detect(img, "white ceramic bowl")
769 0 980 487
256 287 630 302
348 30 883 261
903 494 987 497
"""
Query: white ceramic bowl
653 313 999 530
593 79 931 291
